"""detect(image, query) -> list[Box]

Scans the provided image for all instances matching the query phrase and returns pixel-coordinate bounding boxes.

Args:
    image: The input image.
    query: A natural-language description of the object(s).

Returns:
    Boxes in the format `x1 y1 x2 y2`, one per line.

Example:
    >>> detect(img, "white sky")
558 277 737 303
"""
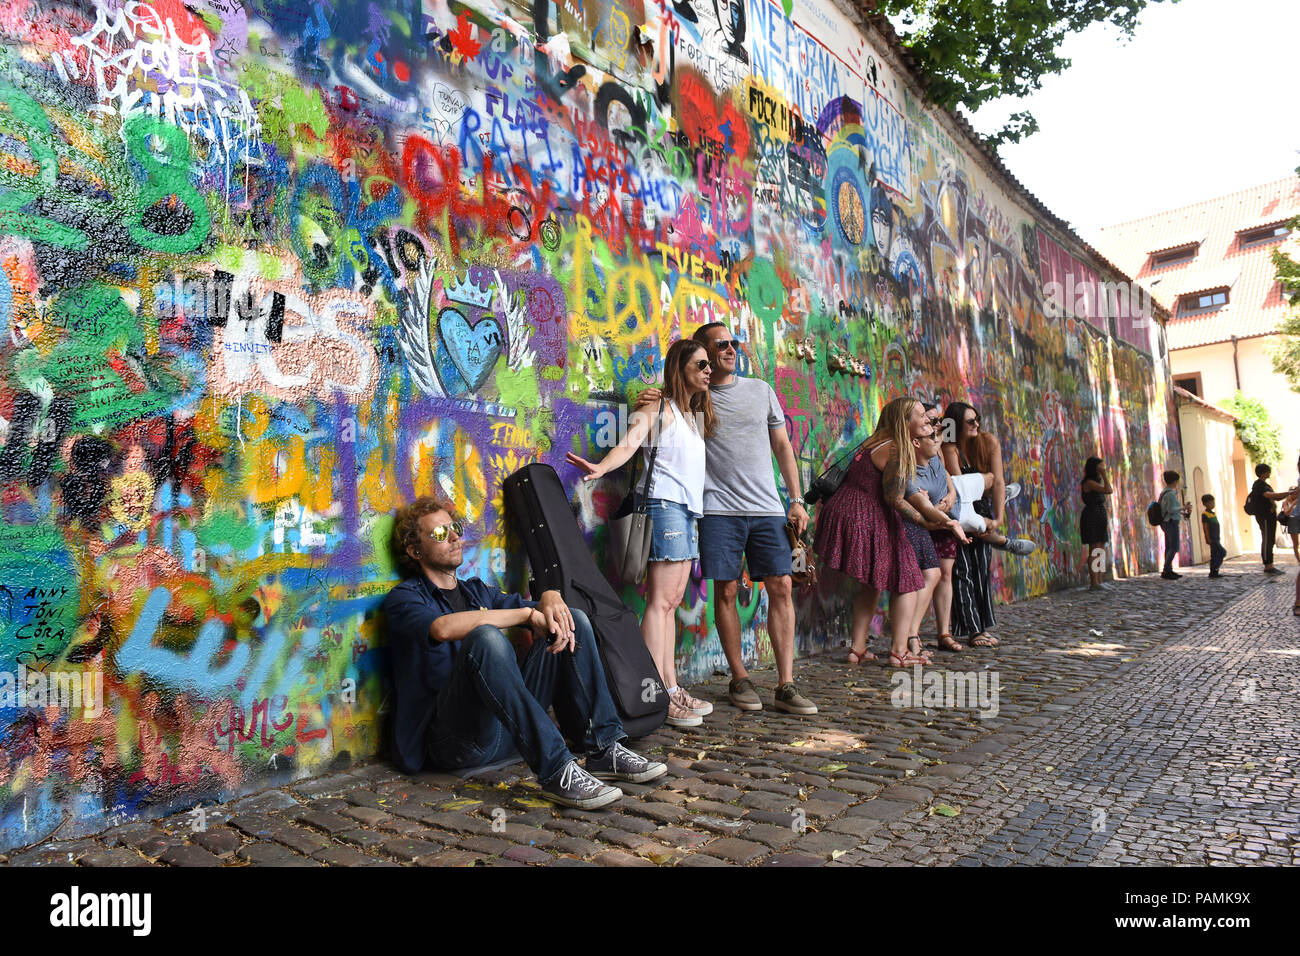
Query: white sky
968 0 1300 244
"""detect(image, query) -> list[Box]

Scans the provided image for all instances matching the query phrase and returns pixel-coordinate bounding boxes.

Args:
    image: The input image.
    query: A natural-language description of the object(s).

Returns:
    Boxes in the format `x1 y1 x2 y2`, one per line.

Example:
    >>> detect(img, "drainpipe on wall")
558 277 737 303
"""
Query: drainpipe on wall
1231 335 1241 391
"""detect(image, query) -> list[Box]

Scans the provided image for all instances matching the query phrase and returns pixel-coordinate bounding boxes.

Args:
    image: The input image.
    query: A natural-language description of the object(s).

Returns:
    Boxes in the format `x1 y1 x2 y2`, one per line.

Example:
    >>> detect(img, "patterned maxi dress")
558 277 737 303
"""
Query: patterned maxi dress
814 443 924 594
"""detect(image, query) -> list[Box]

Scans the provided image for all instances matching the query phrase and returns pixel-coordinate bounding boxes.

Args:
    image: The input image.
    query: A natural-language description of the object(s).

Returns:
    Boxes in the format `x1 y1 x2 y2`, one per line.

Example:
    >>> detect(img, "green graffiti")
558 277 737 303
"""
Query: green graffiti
125 115 211 254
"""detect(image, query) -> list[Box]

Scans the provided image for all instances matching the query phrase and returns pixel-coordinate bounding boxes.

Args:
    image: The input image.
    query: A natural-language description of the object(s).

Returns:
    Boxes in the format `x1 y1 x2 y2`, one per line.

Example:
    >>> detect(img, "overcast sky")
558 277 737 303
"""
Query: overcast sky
967 0 1300 243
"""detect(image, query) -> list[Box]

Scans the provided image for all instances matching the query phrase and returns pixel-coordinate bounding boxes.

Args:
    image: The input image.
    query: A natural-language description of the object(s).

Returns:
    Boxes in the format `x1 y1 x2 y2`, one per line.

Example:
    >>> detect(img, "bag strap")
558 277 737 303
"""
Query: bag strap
814 432 873 482
633 398 666 513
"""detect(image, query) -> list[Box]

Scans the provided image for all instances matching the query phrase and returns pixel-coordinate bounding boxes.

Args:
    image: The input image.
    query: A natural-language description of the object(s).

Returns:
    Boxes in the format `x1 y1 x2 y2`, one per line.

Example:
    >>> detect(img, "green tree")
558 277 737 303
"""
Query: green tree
1218 392 1283 468
876 0 1178 146
1269 166 1300 392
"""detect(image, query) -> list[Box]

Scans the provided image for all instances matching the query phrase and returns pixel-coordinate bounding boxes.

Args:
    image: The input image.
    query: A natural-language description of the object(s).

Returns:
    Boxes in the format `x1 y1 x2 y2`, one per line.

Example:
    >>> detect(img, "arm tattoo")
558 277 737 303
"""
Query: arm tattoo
882 454 927 526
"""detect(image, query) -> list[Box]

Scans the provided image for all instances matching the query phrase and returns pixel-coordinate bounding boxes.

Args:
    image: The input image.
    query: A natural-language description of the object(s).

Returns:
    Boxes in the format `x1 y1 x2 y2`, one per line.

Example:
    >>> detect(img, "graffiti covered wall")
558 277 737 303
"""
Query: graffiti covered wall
0 0 1178 848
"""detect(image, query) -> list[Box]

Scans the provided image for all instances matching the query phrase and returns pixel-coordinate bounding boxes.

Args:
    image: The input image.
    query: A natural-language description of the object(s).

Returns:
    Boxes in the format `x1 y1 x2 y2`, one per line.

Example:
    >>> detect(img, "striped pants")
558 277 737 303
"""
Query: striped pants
951 537 995 637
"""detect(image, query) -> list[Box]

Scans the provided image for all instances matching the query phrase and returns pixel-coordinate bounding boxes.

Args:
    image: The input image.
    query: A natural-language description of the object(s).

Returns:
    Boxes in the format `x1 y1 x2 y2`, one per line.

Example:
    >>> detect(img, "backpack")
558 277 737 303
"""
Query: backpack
1243 493 1258 517
1146 500 1164 527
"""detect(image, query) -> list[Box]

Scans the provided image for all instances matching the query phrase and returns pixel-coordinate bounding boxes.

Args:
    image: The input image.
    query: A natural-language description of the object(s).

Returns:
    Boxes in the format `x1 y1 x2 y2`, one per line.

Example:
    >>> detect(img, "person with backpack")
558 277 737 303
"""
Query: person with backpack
1157 470 1190 579
383 496 667 809
566 339 716 728
1247 463 1295 576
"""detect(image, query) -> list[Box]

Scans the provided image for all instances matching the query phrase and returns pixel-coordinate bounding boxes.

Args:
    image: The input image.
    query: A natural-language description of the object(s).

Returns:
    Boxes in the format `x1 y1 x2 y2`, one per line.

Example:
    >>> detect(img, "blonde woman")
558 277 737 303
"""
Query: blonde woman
814 397 966 667
567 339 717 727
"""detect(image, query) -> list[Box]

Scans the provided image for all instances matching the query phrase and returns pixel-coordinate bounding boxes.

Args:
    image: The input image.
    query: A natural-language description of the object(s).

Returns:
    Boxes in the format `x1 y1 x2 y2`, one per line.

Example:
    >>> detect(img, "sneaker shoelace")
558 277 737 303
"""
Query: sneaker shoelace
611 743 644 769
558 762 602 794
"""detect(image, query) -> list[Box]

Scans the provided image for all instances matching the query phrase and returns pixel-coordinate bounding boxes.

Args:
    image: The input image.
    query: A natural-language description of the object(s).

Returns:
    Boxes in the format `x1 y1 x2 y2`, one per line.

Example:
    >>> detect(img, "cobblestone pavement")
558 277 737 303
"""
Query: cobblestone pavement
5 556 1298 868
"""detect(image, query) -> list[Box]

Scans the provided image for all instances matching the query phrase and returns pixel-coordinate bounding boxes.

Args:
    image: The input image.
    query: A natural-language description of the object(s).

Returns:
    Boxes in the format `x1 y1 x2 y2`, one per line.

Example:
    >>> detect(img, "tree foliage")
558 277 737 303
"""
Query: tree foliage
1269 166 1300 393
876 0 1177 147
1218 392 1283 468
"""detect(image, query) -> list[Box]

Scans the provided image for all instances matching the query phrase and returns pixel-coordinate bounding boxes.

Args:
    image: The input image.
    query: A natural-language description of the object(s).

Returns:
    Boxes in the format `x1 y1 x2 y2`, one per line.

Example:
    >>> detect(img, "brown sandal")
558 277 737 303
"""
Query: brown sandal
908 636 934 660
848 644 877 664
936 633 964 652
969 633 999 647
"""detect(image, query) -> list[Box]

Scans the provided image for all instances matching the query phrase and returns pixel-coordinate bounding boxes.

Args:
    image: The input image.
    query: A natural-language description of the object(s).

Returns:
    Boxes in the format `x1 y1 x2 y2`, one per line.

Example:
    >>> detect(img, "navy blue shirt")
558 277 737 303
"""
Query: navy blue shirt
383 575 537 773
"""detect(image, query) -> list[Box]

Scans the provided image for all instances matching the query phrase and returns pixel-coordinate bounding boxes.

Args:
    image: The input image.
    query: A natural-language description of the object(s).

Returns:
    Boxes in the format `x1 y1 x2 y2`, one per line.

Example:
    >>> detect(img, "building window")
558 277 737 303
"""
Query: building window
1150 245 1198 268
1174 374 1202 397
1238 223 1291 248
1178 288 1228 314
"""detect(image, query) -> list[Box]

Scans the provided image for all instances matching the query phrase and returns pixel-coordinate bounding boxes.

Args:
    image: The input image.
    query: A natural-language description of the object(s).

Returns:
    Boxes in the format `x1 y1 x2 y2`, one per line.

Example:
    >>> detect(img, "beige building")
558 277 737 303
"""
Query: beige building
1175 387 1249 564
1097 178 1300 511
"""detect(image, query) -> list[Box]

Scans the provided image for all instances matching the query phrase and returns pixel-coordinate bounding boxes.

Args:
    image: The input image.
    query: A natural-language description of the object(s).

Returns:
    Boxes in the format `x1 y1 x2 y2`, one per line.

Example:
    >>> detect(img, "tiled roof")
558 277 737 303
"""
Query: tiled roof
1174 386 1238 422
1096 177 1300 350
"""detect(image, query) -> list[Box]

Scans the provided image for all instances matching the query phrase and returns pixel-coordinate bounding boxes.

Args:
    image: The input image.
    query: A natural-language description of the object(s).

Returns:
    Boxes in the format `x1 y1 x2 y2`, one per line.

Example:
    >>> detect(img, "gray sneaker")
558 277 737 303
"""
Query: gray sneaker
586 742 668 783
542 760 623 809
992 536 1037 556
728 677 763 711
773 682 818 715
1004 482 1022 502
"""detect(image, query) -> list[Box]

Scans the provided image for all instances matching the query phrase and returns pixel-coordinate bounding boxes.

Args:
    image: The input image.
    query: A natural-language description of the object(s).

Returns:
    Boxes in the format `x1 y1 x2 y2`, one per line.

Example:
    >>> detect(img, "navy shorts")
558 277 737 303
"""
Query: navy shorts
647 498 698 562
698 514 792 581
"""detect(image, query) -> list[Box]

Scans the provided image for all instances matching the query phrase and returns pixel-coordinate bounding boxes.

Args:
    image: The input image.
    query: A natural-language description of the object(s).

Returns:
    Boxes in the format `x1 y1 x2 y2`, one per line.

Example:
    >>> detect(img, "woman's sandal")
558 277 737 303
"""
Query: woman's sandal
936 633 964 652
969 633 1000 647
889 650 929 667
848 644 877 664
908 636 934 660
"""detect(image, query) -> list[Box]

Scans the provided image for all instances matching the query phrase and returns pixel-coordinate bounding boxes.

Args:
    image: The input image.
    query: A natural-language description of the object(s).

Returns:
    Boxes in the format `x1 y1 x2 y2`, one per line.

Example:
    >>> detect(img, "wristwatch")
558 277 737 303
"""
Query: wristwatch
790 497 805 508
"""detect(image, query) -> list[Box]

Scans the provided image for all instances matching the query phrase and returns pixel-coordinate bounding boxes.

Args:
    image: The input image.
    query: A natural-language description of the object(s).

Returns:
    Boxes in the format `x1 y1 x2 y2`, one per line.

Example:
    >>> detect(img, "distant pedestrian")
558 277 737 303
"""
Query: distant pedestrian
1200 494 1227 578
1080 456 1113 590
1248 464 1294 575
1159 470 1189 580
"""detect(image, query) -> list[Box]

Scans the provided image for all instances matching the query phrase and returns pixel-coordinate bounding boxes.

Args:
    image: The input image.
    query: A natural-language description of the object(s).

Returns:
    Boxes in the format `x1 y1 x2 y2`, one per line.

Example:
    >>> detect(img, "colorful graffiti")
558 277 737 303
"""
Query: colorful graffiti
0 0 1178 849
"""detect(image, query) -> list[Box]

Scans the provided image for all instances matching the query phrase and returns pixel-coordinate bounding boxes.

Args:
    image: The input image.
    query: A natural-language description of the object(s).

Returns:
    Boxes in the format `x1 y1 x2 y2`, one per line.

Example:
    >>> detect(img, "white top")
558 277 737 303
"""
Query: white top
638 400 706 516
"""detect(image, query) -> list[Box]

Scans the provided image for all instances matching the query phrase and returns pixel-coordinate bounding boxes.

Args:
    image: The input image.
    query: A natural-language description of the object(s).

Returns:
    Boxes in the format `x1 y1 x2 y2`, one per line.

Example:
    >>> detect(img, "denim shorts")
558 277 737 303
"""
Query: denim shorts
647 498 698 562
697 514 793 581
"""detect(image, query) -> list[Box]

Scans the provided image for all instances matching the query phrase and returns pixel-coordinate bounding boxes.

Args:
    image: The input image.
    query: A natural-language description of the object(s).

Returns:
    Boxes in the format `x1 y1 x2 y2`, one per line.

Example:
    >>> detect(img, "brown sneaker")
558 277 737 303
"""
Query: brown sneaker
773 682 818 716
728 677 763 711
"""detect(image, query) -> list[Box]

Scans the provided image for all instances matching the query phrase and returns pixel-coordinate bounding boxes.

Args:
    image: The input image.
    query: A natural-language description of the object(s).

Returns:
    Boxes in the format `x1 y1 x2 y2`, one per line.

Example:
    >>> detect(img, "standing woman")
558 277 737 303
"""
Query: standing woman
815 397 966 667
1080 456 1113 591
567 339 716 727
941 401 1004 647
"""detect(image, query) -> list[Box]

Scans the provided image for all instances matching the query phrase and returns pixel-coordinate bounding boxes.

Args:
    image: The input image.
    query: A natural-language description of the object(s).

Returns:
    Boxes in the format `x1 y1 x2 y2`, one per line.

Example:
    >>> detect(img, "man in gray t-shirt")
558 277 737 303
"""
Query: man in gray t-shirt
639 323 816 716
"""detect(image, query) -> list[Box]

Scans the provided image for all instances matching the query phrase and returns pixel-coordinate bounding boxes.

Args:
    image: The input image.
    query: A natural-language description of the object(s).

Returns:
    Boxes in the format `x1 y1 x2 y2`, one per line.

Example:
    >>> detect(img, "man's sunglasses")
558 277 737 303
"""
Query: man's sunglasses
426 521 464 542
693 358 711 371
711 339 741 352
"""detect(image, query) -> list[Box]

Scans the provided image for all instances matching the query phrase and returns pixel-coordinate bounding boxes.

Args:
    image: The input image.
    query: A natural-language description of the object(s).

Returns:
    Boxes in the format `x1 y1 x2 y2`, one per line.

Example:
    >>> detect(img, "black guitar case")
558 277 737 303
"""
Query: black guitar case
502 463 668 738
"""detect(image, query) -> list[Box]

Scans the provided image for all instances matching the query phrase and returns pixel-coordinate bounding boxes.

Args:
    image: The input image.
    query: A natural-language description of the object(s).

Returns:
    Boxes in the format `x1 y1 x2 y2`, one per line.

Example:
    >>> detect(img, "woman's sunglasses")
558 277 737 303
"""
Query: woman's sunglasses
426 520 464 542
693 358 711 371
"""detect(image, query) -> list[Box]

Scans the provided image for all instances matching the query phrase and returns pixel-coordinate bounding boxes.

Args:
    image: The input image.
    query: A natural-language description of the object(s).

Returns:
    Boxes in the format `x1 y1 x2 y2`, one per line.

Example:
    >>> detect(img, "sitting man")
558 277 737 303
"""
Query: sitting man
383 495 666 809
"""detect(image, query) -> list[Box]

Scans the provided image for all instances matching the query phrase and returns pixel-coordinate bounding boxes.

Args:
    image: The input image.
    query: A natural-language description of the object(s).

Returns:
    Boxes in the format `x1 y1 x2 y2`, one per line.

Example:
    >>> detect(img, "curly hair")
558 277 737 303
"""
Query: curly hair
392 495 457 576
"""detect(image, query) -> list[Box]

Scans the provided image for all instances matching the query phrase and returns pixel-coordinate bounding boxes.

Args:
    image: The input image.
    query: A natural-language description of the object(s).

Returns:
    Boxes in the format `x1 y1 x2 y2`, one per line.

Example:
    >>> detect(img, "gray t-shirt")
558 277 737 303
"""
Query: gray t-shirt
906 453 948 504
703 377 786 516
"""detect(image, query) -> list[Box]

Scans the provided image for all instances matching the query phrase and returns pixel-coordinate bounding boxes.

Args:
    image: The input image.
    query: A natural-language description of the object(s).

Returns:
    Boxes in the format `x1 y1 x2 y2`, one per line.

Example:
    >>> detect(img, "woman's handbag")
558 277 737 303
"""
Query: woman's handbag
804 435 872 506
609 399 665 585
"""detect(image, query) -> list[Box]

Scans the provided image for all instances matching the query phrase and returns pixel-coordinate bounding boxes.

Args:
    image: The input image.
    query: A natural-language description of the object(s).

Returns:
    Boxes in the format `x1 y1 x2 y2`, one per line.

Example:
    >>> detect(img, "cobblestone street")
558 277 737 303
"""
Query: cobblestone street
6 556 1298 868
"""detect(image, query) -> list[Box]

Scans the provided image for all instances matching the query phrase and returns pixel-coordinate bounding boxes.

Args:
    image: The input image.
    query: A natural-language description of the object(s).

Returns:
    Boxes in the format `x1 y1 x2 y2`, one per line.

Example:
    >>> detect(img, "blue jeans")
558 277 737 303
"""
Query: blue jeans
1162 520 1180 573
425 609 624 785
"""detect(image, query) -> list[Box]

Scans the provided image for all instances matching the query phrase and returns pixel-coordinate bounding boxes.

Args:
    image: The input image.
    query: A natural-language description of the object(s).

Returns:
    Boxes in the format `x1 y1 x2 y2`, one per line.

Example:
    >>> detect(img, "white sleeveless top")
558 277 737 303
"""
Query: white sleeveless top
637 400 706 516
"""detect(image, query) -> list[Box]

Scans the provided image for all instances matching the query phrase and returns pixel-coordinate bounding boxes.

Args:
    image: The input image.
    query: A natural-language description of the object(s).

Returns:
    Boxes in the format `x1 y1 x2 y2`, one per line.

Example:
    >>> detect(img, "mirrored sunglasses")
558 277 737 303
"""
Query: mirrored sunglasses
426 520 464 542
